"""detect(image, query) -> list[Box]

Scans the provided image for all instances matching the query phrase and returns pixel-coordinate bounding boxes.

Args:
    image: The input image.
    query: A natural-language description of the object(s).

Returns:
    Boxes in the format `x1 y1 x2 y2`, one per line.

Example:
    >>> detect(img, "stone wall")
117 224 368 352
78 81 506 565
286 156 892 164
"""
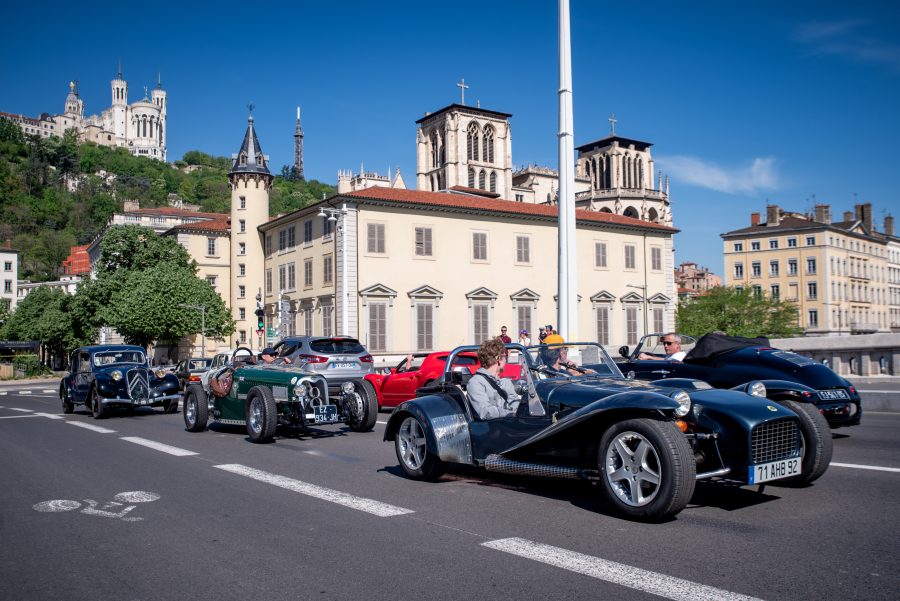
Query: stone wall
769 333 900 377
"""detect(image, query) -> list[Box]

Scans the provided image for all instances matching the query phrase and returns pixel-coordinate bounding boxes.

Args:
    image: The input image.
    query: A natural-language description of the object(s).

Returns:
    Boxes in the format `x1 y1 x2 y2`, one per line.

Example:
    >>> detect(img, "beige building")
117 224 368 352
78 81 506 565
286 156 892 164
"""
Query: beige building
1 242 19 311
260 186 677 357
675 261 722 298
722 202 897 335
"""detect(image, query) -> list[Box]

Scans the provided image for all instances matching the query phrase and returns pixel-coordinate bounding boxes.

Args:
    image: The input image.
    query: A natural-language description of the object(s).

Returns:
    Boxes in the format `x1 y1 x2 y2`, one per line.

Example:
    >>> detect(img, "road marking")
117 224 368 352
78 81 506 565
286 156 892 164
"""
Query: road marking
120 437 198 456
34 412 65 420
67 422 117 434
0 414 42 420
19 391 32 395
42 389 56 393
831 462 900 473
856 389 897 393
482 537 763 601
214 464 414 517
11 408 33 412
376 420 389 425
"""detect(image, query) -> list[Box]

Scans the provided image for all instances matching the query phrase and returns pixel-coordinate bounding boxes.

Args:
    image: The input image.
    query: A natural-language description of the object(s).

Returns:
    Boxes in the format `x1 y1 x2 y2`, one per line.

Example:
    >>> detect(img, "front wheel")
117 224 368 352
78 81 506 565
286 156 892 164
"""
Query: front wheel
91 387 106 419
183 387 209 432
60 385 74 414
777 400 833 486
395 414 444 481
346 380 378 432
597 418 695 521
246 386 277 443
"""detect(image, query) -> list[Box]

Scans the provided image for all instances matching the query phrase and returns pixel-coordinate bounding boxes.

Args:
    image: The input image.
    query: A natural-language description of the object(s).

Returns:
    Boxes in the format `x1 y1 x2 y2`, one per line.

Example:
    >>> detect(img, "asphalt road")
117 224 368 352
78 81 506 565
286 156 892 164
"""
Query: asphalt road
0 385 897 601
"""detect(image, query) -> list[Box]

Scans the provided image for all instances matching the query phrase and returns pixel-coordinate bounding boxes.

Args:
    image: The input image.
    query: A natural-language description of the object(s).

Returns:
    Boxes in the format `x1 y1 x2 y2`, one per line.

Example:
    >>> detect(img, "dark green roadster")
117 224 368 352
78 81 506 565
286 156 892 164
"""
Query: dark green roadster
183 347 378 443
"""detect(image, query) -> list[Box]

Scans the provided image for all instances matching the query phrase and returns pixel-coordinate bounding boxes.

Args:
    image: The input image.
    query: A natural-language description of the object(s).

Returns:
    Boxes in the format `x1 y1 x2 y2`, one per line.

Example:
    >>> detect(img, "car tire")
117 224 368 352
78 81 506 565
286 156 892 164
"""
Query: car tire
246 386 277 443
60 385 74 414
91 387 106 420
777 400 833 486
163 398 179 414
183 386 208 432
347 380 378 432
597 418 695 521
394 414 444 481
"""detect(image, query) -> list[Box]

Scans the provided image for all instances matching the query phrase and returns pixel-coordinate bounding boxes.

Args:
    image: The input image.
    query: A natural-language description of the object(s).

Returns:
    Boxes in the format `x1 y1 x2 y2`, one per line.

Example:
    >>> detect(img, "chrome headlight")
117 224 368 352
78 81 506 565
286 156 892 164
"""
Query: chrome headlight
671 391 691 417
110 370 122 381
749 381 767 398
154 369 167 379
341 381 355 394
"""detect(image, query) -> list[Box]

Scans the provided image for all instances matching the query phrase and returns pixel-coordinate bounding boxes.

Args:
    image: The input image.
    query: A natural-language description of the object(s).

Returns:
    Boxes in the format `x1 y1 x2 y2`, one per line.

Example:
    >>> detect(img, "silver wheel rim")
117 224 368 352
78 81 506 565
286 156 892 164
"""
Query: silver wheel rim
186 396 196 424
604 430 662 507
397 417 427 471
248 397 262 433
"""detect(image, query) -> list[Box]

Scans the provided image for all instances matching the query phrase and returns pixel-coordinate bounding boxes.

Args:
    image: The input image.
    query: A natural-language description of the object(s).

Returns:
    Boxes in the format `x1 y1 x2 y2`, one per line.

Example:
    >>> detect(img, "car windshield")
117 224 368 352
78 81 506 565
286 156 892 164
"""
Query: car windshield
526 343 623 379
634 334 696 357
190 358 212 370
309 338 366 354
397 356 427 371
93 351 145 366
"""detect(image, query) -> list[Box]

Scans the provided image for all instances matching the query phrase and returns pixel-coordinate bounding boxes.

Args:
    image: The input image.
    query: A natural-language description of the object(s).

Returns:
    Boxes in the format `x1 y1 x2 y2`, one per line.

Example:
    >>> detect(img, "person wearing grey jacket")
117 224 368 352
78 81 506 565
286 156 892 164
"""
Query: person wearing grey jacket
467 338 520 419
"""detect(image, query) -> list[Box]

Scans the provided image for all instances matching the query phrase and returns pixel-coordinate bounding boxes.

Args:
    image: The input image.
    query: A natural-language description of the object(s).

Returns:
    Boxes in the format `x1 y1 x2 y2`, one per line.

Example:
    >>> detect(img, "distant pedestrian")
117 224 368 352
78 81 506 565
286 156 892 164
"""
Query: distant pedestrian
498 326 512 344
538 327 547 343
518 329 531 346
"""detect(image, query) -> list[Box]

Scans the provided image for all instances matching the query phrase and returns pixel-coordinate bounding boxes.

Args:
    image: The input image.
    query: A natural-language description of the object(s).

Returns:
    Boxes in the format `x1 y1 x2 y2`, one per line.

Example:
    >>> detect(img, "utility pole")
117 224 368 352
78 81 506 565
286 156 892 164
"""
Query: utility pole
557 0 577 341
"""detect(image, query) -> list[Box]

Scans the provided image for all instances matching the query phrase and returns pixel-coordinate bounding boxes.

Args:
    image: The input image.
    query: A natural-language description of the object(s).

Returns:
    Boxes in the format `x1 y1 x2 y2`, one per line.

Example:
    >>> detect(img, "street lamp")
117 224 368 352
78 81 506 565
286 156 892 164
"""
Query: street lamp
318 202 348 335
178 303 206 357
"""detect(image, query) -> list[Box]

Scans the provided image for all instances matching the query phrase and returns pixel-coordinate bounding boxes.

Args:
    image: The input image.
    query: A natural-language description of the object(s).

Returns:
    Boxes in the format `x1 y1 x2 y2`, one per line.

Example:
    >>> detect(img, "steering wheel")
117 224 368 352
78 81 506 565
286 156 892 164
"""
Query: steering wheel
232 347 253 363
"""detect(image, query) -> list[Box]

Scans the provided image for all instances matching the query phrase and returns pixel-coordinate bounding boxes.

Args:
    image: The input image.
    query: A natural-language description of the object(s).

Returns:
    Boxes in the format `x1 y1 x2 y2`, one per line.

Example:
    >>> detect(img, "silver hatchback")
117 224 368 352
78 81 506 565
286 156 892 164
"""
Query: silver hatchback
273 336 374 390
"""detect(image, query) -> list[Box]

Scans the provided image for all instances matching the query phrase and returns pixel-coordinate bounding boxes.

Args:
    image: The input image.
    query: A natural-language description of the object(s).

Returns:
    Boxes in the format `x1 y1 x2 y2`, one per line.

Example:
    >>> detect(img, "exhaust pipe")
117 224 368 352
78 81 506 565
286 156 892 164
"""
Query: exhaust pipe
484 454 581 479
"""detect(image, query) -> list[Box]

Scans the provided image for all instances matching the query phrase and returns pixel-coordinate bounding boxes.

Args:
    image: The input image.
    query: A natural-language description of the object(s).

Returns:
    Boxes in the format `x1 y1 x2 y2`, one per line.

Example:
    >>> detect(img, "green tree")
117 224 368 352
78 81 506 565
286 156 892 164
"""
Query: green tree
1 286 78 364
676 286 803 339
96 224 195 273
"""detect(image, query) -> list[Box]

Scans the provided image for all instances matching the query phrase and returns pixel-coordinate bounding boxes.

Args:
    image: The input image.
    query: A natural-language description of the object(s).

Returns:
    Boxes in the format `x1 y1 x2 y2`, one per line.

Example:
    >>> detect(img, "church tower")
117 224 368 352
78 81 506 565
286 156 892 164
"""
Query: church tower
416 102 513 198
293 106 304 180
229 112 272 350
110 63 128 143
150 73 167 160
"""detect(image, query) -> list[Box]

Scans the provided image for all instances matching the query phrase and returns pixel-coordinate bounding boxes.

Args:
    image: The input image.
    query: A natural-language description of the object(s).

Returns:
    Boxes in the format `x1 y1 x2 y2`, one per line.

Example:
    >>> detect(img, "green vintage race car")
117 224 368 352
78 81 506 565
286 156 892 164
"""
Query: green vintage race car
182 347 378 443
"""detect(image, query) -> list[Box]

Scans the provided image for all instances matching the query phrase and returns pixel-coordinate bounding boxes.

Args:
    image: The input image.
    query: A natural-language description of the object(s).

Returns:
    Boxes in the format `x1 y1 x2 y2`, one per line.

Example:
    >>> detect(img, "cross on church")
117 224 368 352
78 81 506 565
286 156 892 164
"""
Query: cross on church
248 101 255 116
609 113 617 136
457 78 469 105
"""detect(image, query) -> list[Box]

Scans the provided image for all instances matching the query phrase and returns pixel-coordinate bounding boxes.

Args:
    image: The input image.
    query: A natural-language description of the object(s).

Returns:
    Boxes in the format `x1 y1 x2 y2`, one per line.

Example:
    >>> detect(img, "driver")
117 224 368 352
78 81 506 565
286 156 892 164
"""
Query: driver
466 338 520 419
539 334 588 375
639 332 686 361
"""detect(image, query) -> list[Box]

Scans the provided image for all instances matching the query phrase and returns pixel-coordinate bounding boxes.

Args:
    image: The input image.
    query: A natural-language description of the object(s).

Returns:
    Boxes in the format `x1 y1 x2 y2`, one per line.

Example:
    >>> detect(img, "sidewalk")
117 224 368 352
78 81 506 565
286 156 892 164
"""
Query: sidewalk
0 375 61 388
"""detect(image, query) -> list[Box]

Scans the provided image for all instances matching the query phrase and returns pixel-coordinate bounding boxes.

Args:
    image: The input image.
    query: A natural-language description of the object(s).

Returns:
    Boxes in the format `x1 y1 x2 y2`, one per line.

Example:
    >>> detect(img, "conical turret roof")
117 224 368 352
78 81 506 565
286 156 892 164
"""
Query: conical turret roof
230 115 271 176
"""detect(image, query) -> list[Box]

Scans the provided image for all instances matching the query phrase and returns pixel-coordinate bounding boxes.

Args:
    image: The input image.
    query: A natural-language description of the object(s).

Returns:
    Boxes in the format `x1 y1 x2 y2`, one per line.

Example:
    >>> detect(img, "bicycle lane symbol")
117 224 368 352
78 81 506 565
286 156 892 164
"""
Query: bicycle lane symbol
33 491 160 522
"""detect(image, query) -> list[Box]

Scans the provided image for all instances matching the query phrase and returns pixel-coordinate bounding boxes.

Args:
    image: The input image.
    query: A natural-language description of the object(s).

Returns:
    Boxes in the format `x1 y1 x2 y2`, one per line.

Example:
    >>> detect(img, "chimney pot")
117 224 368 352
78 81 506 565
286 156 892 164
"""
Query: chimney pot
751 212 761 226
765 204 781 226
884 215 894 237
843 211 854 222
814 204 831 224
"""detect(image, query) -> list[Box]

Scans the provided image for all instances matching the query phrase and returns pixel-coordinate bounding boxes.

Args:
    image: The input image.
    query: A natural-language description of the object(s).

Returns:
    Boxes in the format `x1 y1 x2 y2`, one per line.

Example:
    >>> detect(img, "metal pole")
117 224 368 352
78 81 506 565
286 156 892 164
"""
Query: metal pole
341 203 349 336
557 0 577 341
200 307 205 357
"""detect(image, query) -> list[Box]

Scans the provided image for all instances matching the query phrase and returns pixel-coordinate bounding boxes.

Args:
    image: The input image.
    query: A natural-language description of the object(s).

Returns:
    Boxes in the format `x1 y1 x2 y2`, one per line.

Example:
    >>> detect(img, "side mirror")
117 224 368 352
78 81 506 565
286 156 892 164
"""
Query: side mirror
514 380 529 396
619 346 630 359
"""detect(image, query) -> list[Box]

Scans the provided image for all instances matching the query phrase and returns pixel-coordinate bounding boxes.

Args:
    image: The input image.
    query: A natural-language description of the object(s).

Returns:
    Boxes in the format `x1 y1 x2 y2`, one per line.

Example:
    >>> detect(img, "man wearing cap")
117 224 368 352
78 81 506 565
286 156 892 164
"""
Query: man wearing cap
259 348 278 364
540 334 590 376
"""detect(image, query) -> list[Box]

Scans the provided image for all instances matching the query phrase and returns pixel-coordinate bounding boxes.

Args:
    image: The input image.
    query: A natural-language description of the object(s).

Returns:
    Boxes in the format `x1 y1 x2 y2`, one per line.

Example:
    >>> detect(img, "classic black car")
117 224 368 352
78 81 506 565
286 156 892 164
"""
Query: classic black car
384 343 830 521
59 345 181 418
183 347 378 443
619 332 861 428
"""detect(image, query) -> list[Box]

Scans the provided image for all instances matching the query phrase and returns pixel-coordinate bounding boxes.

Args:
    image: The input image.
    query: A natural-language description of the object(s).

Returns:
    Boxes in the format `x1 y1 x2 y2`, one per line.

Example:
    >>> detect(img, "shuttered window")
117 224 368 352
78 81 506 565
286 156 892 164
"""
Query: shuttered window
651 247 662 271
625 244 636 269
367 223 385 254
473 304 490 343
473 232 487 261
596 307 609 345
626 307 638 345
369 303 387 351
416 304 433 351
415 227 433 256
516 235 530 264
595 242 607 268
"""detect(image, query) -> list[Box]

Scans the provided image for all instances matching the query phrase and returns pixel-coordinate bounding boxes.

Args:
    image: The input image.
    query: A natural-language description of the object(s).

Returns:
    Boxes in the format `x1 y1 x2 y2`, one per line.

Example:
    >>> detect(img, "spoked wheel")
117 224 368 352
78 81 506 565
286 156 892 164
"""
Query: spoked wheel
395 415 444 481
183 387 208 432
598 418 695 521
245 386 277 443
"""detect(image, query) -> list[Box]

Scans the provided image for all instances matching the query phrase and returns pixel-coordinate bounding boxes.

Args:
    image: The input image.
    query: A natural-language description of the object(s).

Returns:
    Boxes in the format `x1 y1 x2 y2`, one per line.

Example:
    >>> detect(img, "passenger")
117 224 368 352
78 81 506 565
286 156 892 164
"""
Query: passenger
397 354 415 372
639 333 686 361
259 347 290 365
539 334 590 375
466 338 520 419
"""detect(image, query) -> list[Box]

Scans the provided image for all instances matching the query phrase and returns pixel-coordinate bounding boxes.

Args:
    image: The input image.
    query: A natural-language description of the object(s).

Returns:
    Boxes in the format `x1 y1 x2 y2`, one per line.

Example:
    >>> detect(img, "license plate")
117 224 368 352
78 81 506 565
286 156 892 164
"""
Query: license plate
748 458 800 484
329 362 356 369
817 389 849 400
313 404 338 423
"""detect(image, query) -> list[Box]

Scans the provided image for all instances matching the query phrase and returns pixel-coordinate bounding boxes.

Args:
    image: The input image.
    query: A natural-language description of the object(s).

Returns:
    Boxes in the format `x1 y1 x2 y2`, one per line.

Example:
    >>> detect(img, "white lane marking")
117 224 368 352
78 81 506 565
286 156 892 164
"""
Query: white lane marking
19 391 32 395
120 437 198 456
0 414 42 420
831 462 900 473
42 389 56 393
482 538 763 601
856 390 897 393
11 408 33 413
34 412 65 420
376 420 389 425
214 464 414 517
67 422 117 434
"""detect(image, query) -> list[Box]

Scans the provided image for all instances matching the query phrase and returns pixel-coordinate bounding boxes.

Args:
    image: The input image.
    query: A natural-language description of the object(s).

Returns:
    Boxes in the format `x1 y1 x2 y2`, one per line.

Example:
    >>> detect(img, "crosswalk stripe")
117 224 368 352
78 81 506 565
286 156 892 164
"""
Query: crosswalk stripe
120 437 198 456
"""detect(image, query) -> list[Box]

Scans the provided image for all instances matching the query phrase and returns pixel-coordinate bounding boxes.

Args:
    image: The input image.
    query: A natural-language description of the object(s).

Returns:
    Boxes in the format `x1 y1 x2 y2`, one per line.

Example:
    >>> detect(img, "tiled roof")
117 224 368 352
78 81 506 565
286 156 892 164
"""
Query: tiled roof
722 216 866 237
447 185 501 198
341 187 677 233
167 216 230 233
122 207 226 219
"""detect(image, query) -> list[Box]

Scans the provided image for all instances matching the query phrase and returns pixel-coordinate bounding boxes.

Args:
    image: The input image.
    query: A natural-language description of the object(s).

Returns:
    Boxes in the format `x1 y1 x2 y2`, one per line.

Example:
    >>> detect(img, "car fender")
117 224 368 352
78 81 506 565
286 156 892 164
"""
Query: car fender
154 373 181 394
732 379 818 403
384 393 473 464
364 373 387 404
501 390 680 459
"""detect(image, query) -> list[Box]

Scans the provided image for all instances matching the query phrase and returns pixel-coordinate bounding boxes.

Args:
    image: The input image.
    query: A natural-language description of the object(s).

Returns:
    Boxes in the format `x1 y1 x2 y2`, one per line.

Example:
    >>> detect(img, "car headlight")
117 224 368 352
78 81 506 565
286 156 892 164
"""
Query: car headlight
341 382 355 394
749 381 767 398
154 369 167 379
110 370 122 381
671 391 691 417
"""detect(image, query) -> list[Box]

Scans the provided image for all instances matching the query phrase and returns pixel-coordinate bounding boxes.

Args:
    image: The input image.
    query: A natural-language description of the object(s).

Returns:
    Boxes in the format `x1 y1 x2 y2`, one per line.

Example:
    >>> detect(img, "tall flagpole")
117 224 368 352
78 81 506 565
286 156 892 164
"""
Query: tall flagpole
558 0 577 341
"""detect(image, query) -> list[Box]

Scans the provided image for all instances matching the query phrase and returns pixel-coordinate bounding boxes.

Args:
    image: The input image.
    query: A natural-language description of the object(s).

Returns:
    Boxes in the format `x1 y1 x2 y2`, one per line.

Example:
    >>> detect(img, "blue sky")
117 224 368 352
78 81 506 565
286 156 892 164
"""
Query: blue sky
2 0 898 273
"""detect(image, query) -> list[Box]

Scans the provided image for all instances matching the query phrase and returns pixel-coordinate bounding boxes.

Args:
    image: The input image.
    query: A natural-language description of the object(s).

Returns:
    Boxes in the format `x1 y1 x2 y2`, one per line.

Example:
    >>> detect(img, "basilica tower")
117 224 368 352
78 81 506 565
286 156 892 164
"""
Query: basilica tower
150 74 168 160
229 113 272 350
110 65 128 143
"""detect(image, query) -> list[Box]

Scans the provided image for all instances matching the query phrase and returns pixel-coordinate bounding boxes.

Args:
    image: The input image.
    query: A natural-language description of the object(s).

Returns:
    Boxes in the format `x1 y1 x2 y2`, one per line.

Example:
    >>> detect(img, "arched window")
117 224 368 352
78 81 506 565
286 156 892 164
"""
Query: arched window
479 170 486 190
483 125 494 163
467 122 480 161
430 175 436 191
623 206 639 219
604 155 611 188
149 117 154 139
647 208 659 223
430 130 439 168
468 167 475 188
489 171 497 193
637 158 644 189
585 160 593 187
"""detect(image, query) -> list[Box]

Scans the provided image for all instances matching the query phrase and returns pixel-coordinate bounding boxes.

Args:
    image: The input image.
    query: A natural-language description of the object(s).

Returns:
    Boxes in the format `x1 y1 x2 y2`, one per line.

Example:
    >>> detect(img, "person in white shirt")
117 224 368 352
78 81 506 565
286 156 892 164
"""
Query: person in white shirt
639 333 686 362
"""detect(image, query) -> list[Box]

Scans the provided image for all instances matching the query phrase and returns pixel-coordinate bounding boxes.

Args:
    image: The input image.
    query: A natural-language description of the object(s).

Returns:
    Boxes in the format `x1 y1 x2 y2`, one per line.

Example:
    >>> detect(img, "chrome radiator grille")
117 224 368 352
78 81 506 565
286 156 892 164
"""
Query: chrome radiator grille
751 418 798 464
127 369 150 402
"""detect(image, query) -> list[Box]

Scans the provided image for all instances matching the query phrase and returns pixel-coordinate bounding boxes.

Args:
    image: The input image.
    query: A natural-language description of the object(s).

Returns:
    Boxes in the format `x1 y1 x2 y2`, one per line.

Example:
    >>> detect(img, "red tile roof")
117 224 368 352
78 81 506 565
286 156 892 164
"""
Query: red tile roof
62 244 91 275
341 187 678 232
167 216 230 233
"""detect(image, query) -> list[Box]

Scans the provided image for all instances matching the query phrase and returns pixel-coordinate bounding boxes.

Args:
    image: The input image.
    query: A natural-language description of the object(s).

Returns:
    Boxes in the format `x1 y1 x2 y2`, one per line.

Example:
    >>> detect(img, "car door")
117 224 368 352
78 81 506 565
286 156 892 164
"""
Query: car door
74 351 92 402
382 369 420 406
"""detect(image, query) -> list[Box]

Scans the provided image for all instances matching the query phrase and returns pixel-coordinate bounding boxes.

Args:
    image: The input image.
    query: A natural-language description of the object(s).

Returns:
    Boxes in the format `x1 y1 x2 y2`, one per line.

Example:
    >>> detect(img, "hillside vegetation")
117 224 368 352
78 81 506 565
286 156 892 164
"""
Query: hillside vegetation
0 118 333 282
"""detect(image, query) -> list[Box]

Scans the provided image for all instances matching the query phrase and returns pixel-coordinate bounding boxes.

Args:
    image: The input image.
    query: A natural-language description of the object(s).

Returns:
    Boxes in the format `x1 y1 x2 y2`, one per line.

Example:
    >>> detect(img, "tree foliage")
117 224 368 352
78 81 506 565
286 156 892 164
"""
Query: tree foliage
0 286 92 356
676 286 803 339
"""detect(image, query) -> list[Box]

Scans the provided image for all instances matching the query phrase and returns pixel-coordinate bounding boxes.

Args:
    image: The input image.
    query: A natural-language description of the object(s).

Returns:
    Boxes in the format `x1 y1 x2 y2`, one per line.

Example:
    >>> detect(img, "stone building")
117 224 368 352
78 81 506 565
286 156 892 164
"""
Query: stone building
675 262 722 297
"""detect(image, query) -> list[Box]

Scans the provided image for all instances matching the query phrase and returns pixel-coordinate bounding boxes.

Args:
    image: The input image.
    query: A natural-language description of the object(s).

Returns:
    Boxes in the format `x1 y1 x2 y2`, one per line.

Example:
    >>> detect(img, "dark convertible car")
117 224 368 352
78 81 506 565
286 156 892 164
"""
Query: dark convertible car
384 342 830 521
60 345 181 418
618 332 861 428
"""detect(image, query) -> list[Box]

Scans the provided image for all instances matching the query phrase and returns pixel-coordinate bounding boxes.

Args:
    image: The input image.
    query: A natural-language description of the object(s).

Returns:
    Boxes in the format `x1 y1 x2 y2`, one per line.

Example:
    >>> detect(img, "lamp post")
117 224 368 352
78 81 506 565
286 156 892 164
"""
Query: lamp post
178 303 206 357
318 202 348 335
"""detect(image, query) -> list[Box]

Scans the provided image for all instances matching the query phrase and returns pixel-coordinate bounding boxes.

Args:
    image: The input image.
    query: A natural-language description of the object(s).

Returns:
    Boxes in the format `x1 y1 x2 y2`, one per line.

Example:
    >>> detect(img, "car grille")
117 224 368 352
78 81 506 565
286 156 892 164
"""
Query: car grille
127 369 150 402
751 418 798 464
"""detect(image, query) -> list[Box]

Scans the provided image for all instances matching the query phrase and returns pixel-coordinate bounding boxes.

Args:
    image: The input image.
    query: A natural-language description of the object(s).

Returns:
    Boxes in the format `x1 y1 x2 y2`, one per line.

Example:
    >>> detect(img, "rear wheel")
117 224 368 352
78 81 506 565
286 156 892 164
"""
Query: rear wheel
60 385 74 414
183 387 208 432
346 380 378 432
777 400 833 486
597 418 695 521
246 386 277 443
91 387 106 419
395 414 444 481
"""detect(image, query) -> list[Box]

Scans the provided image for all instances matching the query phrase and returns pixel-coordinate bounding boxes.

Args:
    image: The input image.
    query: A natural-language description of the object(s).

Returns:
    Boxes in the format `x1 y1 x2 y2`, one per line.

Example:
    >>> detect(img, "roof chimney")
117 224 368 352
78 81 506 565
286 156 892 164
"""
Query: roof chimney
843 211 854 222
750 212 761 226
885 215 894 237
765 204 781 227
855 202 873 232
814 204 831 224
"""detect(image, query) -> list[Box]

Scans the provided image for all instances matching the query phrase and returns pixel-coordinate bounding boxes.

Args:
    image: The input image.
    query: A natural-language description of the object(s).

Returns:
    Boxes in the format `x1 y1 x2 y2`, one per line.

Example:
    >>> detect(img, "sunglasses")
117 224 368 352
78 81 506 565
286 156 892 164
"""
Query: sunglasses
662 341 677 346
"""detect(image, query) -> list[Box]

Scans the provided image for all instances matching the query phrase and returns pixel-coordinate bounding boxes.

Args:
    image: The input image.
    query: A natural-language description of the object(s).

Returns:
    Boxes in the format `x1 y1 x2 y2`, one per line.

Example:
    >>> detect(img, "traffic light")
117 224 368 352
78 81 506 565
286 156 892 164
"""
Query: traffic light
255 307 265 331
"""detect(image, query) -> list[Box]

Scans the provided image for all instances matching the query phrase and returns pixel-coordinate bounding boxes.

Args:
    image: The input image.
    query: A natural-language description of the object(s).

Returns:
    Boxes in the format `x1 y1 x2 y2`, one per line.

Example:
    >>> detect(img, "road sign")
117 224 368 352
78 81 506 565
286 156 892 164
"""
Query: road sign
255 329 264 336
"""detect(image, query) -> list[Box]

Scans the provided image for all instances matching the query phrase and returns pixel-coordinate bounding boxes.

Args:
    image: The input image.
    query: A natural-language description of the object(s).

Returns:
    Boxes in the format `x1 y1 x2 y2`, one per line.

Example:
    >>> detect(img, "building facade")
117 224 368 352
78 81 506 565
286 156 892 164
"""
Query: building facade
722 203 897 335
1 242 19 311
675 262 722 298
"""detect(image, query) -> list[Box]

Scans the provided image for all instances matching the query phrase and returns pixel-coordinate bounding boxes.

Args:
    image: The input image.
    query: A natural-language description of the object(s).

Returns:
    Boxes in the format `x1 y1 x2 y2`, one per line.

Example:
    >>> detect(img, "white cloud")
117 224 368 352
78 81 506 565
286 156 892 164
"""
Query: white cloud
654 155 779 195
794 20 900 74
